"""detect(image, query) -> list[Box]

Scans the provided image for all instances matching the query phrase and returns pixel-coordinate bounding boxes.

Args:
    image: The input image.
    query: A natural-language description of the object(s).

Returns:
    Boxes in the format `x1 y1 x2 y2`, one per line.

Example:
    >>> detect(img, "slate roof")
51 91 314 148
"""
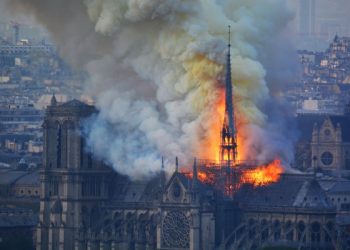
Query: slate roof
110 174 162 203
0 207 38 228
15 171 39 185
0 171 28 185
236 174 335 212
328 180 350 194
0 170 39 186
46 99 96 118
59 99 92 108
296 113 350 142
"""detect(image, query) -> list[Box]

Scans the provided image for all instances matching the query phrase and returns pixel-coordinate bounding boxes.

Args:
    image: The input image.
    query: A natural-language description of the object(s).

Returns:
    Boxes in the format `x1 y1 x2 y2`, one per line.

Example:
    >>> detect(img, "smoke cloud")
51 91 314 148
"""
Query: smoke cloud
5 0 298 179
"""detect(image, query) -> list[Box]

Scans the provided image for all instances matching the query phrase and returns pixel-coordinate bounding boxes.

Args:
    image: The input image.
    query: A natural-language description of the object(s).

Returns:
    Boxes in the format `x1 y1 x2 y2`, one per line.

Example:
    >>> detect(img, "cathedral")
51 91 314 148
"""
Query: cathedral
36 37 349 250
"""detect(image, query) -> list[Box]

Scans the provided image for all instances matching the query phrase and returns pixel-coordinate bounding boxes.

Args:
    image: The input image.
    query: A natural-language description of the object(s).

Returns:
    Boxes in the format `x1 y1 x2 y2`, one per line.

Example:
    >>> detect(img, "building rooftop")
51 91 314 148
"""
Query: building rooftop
0 206 38 228
236 175 335 212
0 170 39 185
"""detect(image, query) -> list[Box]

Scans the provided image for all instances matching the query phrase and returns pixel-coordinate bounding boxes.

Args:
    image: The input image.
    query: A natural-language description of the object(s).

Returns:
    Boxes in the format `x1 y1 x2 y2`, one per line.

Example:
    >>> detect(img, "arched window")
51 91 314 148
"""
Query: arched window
297 221 306 242
345 151 350 170
248 219 256 240
261 220 269 241
61 121 73 169
273 220 281 241
325 221 334 243
80 137 84 167
310 221 321 243
88 154 93 168
56 124 61 168
285 220 294 241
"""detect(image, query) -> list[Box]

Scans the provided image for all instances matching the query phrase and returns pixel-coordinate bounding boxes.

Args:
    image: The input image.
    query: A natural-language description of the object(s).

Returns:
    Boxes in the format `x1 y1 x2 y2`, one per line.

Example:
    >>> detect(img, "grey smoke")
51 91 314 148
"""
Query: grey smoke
5 0 299 179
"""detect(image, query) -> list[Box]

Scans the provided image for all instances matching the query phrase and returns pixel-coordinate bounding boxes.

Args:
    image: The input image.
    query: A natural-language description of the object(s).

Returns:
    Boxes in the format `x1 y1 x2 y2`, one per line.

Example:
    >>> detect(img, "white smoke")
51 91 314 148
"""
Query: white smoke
6 0 298 179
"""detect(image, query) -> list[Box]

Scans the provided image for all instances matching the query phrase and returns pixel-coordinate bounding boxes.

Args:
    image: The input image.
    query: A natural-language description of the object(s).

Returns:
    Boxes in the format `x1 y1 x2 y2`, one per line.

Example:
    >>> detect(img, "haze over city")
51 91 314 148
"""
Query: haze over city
0 1 349 250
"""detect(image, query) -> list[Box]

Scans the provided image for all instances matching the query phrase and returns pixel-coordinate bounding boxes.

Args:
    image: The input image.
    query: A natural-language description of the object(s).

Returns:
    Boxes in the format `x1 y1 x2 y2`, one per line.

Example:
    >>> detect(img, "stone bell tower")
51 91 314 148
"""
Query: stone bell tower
37 97 114 250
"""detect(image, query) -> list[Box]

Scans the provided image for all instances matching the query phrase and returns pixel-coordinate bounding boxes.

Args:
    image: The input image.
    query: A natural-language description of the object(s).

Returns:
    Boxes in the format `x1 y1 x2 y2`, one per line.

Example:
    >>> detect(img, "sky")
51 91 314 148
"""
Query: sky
1 0 350 50
285 0 350 49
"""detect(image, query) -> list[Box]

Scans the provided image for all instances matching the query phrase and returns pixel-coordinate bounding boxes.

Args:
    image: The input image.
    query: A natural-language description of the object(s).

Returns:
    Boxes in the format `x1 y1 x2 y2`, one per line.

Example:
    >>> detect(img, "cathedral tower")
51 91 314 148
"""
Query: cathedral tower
37 98 114 250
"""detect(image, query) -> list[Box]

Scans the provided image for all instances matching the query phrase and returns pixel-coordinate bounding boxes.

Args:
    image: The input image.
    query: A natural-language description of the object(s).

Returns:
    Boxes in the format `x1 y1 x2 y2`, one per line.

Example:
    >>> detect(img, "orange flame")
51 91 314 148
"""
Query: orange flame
182 171 215 185
198 89 247 162
240 159 283 187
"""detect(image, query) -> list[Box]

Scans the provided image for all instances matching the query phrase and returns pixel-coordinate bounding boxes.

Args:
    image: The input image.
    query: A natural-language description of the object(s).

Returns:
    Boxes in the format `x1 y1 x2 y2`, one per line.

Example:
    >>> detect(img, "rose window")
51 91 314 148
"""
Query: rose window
162 210 190 248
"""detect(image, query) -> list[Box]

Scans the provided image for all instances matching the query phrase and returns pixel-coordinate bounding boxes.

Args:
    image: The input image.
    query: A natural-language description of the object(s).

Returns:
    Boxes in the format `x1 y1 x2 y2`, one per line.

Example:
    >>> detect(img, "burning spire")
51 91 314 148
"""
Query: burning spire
220 25 237 166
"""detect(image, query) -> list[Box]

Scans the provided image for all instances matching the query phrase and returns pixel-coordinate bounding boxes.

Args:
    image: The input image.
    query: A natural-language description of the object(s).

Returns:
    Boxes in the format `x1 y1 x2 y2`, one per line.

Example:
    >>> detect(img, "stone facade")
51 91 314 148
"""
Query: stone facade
37 98 348 250
37 99 114 250
296 112 350 173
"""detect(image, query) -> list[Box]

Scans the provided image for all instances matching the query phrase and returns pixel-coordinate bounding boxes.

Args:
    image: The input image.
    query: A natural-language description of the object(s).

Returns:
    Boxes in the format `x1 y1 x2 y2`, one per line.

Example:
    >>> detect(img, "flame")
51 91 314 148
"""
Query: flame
181 170 215 185
240 159 283 187
185 54 283 189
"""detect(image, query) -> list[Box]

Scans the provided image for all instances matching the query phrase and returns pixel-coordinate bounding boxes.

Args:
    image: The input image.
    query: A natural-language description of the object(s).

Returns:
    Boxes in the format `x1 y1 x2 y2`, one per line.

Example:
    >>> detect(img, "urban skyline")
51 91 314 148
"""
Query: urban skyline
0 1 350 249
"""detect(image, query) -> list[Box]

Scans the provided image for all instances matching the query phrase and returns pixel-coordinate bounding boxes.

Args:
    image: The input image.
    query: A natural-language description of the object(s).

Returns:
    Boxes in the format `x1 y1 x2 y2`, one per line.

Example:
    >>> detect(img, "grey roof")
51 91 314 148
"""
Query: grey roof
111 174 162 203
59 99 91 108
46 99 96 118
166 171 209 191
0 170 39 186
0 207 38 228
318 179 338 192
328 181 350 194
236 174 335 212
15 171 39 185
0 171 28 185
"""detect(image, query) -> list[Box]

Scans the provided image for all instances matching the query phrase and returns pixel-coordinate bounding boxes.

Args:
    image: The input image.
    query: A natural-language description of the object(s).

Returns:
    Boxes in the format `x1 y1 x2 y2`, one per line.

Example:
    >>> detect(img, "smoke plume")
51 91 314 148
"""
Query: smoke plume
5 0 298 179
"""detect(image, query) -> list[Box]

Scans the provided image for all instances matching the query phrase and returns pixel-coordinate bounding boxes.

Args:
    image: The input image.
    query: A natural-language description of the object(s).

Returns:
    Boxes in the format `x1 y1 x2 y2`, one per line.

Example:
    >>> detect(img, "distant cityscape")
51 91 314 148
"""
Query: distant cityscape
1 19 350 249
288 35 350 115
0 22 85 169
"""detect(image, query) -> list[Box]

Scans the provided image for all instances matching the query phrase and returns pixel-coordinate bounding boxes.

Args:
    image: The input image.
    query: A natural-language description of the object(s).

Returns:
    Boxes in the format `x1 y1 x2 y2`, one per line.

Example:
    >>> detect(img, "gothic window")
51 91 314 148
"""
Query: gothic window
87 154 93 168
297 221 306 242
56 124 61 168
273 220 281 241
321 152 333 166
50 177 59 196
324 129 331 137
310 222 321 243
80 138 84 167
172 182 181 199
345 151 350 170
285 221 294 241
261 220 269 241
82 176 101 197
248 219 256 239
61 121 71 169
325 222 334 243
162 210 190 248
